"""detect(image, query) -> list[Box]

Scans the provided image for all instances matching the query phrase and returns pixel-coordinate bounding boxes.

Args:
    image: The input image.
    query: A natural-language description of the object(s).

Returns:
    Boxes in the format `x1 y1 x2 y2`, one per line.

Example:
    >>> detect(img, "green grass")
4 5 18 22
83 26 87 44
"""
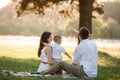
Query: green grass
0 45 120 80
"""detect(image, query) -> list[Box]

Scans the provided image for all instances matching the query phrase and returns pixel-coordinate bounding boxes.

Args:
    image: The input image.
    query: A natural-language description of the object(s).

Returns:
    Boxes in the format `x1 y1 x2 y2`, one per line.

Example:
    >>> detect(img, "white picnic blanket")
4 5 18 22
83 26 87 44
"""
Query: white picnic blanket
0 70 76 78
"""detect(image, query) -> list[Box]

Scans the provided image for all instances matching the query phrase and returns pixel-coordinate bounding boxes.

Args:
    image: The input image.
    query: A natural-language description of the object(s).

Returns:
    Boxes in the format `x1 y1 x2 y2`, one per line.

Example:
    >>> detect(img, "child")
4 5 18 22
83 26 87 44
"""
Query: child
51 35 72 62
50 35 72 75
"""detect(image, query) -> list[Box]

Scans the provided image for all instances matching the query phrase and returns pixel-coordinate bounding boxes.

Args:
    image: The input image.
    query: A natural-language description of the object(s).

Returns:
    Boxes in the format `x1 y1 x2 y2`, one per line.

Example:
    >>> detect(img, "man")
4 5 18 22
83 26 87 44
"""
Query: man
40 26 98 78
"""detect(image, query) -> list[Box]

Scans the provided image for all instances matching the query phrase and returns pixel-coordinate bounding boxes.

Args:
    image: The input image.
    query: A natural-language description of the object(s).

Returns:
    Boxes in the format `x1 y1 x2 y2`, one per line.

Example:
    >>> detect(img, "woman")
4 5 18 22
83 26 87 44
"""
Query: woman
37 31 56 72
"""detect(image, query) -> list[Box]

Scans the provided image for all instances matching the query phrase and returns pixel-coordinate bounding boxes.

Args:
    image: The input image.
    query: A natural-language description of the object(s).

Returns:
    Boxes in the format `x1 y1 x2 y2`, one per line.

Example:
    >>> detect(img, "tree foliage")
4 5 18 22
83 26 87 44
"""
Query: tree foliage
12 0 79 18
12 0 103 18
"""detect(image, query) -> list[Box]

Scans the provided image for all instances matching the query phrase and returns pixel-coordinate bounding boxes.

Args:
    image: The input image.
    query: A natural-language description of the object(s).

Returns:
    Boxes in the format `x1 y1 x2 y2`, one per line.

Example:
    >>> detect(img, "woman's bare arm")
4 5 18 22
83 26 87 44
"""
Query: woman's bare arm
45 45 55 65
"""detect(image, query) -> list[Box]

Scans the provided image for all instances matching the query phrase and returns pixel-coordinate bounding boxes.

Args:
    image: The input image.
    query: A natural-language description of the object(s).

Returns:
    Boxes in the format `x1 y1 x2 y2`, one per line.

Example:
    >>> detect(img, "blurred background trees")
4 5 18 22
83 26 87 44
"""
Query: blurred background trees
0 0 120 39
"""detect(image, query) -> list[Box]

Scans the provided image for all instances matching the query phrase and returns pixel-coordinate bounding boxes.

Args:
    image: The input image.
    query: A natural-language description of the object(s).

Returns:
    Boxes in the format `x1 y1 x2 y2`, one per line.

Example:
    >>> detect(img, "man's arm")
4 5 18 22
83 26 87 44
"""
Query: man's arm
73 46 81 65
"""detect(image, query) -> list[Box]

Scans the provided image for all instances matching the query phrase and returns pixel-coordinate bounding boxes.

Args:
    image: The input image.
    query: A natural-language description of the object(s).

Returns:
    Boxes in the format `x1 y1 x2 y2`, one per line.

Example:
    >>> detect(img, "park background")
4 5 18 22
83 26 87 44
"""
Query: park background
0 0 120 80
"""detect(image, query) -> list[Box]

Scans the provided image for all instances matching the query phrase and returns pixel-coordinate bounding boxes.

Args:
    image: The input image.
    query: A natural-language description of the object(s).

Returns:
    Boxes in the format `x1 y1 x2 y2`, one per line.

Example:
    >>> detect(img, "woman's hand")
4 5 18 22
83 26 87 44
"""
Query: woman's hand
49 60 57 65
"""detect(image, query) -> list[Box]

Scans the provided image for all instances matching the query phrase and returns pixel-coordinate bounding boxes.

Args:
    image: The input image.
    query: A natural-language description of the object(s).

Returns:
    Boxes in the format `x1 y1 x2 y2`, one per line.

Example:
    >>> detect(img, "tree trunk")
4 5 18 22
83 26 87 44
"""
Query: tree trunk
78 0 95 44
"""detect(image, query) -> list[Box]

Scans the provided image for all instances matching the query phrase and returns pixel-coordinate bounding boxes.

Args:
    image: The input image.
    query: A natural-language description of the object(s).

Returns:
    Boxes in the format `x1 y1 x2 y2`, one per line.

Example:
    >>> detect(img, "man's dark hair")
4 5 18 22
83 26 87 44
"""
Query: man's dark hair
79 27 90 39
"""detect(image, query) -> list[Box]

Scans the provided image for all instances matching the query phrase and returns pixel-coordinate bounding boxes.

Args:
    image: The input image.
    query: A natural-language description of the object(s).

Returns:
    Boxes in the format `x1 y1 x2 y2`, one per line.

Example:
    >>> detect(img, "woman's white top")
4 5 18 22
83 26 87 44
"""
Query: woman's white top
37 47 51 72
40 47 48 62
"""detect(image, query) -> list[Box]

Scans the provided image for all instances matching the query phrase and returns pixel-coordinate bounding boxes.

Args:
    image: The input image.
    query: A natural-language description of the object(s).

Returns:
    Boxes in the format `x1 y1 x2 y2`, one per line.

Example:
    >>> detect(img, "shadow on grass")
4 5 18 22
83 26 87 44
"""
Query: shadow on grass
98 51 120 67
98 51 120 80
0 56 39 72
98 65 120 80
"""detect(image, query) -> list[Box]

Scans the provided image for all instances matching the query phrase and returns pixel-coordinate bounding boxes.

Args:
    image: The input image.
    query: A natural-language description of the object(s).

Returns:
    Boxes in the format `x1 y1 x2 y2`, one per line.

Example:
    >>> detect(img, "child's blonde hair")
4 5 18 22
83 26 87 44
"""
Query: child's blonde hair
54 35 61 41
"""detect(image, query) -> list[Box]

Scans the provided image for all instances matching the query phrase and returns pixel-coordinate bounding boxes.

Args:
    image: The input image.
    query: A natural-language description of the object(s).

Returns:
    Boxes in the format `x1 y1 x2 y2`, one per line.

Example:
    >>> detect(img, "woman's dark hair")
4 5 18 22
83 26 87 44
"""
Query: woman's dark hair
79 27 90 39
38 31 52 57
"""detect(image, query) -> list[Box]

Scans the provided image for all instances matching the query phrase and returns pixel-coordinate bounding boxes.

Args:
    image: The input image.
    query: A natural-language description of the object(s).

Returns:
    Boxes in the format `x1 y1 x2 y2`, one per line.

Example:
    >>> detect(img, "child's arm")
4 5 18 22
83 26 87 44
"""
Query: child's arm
65 52 72 60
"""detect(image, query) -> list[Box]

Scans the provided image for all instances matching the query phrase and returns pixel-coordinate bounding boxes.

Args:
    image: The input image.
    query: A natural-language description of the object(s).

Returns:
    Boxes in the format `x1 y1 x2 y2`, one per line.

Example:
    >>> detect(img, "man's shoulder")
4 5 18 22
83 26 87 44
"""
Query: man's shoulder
77 43 84 49
79 39 97 47
90 40 97 46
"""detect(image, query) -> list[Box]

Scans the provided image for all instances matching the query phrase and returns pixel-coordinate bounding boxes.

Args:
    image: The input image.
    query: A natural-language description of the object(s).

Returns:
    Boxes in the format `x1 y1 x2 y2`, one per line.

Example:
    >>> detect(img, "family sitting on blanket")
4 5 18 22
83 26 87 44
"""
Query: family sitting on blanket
37 26 98 78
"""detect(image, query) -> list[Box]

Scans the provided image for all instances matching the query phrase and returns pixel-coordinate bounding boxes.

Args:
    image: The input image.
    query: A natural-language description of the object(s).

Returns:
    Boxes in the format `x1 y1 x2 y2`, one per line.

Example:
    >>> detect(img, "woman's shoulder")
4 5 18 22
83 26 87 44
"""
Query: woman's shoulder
45 44 52 50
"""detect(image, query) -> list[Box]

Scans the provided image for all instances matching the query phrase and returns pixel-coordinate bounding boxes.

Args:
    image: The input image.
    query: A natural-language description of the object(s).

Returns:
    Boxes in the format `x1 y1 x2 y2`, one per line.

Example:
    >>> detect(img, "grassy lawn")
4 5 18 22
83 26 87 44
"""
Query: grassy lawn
0 44 120 80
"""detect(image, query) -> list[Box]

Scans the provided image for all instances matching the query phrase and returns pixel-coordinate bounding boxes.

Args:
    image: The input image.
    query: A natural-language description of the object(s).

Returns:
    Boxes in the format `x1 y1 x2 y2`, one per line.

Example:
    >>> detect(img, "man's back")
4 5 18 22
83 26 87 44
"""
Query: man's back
74 39 98 77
